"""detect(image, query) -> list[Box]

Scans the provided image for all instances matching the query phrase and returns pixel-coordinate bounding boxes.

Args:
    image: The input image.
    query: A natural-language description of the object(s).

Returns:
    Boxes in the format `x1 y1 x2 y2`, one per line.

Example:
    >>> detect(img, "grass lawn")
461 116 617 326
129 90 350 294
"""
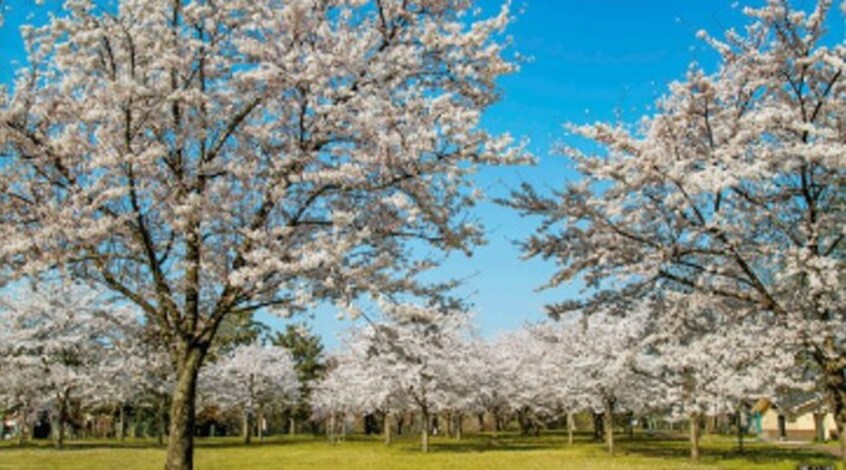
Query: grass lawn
0 432 840 470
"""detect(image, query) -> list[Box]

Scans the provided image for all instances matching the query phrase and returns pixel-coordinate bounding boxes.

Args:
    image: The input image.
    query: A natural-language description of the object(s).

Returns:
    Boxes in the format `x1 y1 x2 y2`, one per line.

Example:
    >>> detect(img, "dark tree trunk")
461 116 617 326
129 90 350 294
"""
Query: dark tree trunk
164 346 205 470
54 391 68 450
593 412 604 441
257 406 265 442
384 411 392 446
156 394 167 448
118 404 126 442
17 401 29 446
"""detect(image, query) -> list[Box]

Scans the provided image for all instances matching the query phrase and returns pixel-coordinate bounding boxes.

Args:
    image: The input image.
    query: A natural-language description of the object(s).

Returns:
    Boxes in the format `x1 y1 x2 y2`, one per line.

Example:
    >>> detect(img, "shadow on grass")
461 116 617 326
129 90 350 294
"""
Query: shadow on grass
396 431 601 454
0 435 320 452
616 436 837 466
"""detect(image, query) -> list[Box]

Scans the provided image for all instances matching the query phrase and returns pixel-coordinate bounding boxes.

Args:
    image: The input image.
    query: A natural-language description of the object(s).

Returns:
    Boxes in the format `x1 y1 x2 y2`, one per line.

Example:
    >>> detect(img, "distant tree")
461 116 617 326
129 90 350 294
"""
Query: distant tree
199 343 299 444
271 324 325 434
213 316 270 357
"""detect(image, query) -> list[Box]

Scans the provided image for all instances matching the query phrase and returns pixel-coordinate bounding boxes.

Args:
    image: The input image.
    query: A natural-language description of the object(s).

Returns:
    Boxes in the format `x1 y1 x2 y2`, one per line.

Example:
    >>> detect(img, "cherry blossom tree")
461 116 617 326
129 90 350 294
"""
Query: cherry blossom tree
82 315 171 442
314 304 474 451
555 309 656 455
0 0 521 467
505 0 845 459
634 295 809 460
0 281 139 448
199 342 299 443
479 328 560 436
311 343 398 444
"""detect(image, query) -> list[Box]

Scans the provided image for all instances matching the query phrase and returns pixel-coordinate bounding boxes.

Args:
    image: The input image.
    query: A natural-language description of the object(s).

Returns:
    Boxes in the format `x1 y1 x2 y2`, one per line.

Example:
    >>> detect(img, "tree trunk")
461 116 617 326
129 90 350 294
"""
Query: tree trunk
818 341 846 467
834 408 846 470
705 414 715 435
813 413 824 443
164 347 205 470
421 408 429 453
384 411 392 446
689 412 701 461
257 406 265 442
54 391 67 450
242 407 252 444
455 413 462 441
593 412 604 441
604 398 615 455
156 394 166 448
17 401 29 446
736 410 744 454
328 413 336 443
567 412 575 445
289 416 296 436
477 412 484 433
118 404 126 442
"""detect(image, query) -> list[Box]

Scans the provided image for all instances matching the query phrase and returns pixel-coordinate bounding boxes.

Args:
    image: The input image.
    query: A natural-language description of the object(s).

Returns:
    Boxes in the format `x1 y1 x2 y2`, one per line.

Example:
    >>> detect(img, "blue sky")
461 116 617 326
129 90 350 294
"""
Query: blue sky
2 1 840 348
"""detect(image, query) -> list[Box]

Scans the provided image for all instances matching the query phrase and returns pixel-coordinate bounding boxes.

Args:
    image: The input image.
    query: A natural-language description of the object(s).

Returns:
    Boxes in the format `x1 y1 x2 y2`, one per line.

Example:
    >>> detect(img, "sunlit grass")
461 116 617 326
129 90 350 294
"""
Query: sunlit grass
0 432 839 469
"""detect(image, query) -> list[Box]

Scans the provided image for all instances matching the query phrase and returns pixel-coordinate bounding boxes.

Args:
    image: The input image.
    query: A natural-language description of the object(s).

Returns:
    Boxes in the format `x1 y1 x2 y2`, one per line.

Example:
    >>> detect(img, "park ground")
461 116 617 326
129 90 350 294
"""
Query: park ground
0 432 841 470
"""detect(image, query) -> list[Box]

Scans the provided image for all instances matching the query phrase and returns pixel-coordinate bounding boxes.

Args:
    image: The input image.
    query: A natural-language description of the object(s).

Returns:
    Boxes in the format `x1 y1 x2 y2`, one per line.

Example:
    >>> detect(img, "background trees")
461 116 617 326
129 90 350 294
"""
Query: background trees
271 324 326 435
313 304 475 451
0 1 521 468
0 281 142 448
505 0 845 461
200 343 299 444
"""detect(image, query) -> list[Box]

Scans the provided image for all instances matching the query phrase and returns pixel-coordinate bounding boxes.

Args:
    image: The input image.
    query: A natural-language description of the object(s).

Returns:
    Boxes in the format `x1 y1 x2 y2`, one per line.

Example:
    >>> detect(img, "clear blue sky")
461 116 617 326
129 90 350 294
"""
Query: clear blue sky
2 1 840 348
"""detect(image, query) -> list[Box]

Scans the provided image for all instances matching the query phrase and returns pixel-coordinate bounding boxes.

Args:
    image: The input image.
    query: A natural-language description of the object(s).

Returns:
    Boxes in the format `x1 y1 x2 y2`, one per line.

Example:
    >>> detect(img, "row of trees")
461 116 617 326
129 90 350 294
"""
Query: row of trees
312 299 803 460
0 282 316 448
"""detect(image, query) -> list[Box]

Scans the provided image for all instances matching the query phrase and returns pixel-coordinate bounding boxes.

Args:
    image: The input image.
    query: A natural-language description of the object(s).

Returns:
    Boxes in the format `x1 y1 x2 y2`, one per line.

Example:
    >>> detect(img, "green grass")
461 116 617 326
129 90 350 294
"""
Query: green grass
0 432 840 470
